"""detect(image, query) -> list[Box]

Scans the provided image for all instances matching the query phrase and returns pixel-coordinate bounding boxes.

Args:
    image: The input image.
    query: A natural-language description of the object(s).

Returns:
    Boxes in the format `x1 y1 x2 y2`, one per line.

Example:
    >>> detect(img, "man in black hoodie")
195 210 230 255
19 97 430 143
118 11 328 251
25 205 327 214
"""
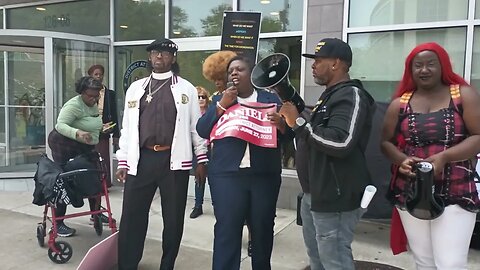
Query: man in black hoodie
281 38 376 270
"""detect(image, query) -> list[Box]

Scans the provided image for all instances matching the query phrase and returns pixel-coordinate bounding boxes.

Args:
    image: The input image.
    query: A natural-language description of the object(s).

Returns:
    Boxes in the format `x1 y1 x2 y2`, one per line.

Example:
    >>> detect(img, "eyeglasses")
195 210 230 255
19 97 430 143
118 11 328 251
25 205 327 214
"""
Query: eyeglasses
198 95 207 100
150 50 173 57
84 92 100 100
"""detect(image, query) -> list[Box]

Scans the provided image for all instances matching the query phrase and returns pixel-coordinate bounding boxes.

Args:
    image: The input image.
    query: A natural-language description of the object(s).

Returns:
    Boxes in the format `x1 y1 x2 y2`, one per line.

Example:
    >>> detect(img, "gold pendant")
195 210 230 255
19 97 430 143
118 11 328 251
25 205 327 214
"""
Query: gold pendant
146 94 153 103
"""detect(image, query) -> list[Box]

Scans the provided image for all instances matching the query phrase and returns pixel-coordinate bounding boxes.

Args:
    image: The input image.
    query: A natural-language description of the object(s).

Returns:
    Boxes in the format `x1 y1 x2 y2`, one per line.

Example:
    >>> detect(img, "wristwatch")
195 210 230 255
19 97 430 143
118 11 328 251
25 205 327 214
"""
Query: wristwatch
293 117 306 131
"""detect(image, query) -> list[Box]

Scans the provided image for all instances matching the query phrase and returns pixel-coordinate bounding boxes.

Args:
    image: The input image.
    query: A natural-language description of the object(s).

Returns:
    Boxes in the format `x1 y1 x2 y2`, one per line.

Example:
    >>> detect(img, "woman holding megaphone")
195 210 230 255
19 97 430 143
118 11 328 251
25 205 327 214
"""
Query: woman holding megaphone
381 43 480 269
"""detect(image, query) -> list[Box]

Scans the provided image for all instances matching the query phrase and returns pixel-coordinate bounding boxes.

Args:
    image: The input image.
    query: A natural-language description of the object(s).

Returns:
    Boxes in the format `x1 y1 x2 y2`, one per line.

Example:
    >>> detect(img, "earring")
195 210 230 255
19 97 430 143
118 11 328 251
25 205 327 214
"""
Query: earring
332 66 335 70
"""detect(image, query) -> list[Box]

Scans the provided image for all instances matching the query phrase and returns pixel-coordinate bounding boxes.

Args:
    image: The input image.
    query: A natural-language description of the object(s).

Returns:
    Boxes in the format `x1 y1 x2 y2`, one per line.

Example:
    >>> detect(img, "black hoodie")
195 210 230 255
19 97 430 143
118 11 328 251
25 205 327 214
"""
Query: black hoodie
295 79 376 212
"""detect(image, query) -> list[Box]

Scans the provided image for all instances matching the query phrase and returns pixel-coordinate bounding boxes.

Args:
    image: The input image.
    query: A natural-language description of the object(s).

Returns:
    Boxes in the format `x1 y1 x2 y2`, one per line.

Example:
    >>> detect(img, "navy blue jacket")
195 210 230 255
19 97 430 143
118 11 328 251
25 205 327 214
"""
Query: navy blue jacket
196 90 294 175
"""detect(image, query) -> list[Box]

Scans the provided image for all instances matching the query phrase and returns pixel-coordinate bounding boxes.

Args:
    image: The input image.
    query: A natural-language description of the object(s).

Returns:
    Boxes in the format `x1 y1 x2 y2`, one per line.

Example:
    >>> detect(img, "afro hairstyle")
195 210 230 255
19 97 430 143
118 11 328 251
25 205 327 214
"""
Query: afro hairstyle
202 50 237 82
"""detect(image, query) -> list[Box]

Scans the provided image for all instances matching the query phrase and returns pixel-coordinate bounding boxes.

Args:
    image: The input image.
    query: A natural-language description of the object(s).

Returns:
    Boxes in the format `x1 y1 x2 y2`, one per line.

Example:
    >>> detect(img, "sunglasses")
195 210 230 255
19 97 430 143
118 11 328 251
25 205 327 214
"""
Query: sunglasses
198 95 207 100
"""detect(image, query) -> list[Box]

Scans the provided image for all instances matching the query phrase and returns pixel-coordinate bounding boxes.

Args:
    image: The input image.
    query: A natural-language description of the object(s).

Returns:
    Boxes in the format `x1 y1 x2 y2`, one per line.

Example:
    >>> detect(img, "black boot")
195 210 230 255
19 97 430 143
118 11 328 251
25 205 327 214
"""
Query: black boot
189 206 203 219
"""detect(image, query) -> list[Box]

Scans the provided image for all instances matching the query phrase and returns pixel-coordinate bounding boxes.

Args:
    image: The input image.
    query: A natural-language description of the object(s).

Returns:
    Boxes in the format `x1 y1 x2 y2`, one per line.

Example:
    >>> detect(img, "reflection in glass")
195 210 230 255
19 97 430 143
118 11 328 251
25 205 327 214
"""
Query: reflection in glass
176 51 221 91
349 27 466 102
7 107 46 170
8 52 44 106
472 27 480 90
239 0 302 32
170 0 232 38
115 0 165 41
53 39 109 112
349 0 468 27
0 9 3 29
7 0 109 36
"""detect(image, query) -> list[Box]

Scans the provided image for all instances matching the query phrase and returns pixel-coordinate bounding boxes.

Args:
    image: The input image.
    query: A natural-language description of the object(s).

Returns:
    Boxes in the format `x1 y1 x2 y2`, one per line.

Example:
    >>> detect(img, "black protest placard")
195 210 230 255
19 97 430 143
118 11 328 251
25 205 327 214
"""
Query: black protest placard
221 11 261 63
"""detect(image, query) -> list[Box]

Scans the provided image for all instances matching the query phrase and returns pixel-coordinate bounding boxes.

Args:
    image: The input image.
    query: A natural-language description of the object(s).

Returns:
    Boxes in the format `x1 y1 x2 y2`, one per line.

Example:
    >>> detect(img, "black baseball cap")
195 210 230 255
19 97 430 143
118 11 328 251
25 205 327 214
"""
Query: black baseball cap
302 38 352 67
146 38 178 54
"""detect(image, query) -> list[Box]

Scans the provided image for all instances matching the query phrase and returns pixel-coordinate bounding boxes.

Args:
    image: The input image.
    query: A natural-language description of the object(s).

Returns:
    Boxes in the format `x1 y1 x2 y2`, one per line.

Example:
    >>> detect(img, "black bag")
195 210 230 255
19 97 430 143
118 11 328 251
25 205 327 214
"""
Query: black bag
63 152 102 197
32 154 64 206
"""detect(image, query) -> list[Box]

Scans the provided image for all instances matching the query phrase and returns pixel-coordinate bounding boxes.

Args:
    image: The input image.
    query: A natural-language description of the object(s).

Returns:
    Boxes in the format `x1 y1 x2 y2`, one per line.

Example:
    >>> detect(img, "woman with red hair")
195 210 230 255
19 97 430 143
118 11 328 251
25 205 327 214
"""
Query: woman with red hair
381 42 480 269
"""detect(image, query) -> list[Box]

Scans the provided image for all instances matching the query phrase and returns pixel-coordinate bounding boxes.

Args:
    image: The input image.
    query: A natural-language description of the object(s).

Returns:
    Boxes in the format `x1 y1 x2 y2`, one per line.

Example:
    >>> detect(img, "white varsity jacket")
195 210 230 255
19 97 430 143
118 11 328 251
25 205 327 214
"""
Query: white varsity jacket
116 73 208 176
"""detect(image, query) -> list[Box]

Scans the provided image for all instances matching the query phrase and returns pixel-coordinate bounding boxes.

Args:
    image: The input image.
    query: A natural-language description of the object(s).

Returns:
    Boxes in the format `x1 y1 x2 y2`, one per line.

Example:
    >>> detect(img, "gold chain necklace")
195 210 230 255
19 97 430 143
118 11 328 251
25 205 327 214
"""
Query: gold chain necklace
146 77 170 103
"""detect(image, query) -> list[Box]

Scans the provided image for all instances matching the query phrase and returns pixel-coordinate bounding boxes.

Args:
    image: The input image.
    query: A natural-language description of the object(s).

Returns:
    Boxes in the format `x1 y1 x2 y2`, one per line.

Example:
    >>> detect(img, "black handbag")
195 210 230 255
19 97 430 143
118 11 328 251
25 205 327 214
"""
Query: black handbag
32 154 64 206
63 152 103 197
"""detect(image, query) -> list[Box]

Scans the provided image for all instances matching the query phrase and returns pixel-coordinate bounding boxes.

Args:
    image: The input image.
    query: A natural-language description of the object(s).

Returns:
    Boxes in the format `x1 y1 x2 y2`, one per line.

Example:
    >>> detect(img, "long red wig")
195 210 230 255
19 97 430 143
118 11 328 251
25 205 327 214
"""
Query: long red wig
393 42 469 99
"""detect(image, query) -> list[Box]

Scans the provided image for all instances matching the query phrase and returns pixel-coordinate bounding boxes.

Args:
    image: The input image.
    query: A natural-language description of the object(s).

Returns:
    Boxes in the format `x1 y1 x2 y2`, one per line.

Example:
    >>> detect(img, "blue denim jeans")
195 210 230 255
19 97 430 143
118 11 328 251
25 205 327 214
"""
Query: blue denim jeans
310 199 364 270
300 193 325 270
194 180 205 208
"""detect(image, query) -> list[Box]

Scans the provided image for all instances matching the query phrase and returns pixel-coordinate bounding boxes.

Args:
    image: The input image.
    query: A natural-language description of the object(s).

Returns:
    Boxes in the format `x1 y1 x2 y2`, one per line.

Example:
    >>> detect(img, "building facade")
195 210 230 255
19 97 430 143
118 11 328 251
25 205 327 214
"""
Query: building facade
0 0 479 215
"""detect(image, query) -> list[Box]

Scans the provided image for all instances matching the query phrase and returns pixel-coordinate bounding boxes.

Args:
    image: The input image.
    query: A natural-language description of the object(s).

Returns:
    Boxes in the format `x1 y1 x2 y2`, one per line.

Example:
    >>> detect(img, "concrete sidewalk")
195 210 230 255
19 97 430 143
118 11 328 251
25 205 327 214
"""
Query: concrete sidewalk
0 178 479 270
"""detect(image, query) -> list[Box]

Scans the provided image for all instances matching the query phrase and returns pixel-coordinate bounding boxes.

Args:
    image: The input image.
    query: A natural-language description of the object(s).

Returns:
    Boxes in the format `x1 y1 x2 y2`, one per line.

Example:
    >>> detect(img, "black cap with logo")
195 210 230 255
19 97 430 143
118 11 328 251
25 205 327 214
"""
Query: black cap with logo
302 38 352 67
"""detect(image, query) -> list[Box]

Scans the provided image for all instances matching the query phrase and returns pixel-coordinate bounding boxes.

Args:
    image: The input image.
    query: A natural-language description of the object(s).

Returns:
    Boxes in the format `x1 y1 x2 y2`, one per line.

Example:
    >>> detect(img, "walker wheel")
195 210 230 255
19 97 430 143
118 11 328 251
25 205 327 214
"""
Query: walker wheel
93 214 103 236
36 223 46 247
47 241 73 264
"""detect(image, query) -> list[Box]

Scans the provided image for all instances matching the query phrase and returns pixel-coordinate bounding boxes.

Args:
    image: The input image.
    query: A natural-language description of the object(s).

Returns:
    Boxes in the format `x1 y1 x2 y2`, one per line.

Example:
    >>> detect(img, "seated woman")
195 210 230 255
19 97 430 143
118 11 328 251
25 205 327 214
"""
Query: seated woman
47 76 111 237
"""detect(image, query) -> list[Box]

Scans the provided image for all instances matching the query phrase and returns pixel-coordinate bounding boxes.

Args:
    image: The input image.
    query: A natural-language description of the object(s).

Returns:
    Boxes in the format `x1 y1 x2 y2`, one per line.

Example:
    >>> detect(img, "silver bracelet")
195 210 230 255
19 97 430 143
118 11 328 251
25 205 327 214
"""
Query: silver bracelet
216 101 227 112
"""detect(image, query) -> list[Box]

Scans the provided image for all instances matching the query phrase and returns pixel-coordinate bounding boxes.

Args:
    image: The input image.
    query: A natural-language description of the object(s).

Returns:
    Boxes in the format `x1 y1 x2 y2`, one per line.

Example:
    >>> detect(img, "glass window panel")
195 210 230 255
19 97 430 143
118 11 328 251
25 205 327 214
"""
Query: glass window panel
0 107 5 166
114 45 151 124
170 0 232 38
471 27 480 90
53 39 109 113
0 9 3 29
348 27 466 102
115 0 165 41
477 0 480 19
239 0 303 32
0 52 4 105
257 36 301 170
8 107 45 170
8 51 44 106
349 0 468 27
7 0 109 36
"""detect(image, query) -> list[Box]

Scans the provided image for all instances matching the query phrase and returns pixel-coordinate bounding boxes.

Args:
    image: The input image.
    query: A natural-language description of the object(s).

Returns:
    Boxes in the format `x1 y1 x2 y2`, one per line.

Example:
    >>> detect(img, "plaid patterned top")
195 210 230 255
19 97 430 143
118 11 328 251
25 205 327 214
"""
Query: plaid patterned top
391 85 480 212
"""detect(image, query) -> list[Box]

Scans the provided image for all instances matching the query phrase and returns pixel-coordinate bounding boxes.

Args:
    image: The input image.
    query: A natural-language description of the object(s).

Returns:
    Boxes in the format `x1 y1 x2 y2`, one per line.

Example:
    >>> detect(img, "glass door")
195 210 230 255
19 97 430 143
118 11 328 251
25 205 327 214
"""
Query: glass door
52 39 109 121
0 31 110 175
0 36 45 173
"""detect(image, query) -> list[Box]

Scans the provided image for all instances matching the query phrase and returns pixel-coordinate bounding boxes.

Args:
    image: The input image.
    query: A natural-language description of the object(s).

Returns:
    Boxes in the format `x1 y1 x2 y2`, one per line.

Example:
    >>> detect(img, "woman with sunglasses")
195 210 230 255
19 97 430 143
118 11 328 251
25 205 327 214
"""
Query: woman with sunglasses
189 86 211 219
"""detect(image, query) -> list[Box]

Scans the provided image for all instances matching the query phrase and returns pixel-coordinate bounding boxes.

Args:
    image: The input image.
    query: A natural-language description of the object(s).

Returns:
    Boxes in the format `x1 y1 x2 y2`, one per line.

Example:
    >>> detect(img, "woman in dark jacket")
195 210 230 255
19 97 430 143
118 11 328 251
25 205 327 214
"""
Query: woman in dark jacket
88 64 120 188
197 55 294 270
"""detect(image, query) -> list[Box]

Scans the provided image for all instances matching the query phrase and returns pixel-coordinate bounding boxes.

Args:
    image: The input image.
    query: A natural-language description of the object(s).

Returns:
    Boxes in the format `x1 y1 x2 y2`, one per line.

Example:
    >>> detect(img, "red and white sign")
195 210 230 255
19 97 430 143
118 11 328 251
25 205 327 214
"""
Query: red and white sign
210 102 277 148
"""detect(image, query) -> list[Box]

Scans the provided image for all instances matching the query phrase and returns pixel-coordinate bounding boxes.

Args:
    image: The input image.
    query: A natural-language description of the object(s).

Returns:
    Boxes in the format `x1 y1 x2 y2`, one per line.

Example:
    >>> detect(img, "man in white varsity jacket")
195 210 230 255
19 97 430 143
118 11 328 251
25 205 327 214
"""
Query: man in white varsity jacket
115 38 208 270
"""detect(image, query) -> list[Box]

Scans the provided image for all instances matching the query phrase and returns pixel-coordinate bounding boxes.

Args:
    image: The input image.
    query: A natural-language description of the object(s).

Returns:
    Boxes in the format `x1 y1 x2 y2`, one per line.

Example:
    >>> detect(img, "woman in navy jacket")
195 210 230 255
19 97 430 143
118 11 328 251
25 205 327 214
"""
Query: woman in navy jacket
197 55 294 270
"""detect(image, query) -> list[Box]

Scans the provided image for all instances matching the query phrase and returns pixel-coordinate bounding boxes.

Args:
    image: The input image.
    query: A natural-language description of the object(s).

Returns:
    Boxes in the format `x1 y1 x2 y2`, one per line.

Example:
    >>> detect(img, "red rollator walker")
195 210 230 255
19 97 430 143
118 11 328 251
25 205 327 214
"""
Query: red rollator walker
34 152 117 264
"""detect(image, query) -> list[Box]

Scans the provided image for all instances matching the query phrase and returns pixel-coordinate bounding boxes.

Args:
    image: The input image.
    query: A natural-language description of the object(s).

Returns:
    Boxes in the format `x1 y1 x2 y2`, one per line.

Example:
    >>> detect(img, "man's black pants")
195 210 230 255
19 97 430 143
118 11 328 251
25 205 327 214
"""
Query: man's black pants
118 149 189 270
